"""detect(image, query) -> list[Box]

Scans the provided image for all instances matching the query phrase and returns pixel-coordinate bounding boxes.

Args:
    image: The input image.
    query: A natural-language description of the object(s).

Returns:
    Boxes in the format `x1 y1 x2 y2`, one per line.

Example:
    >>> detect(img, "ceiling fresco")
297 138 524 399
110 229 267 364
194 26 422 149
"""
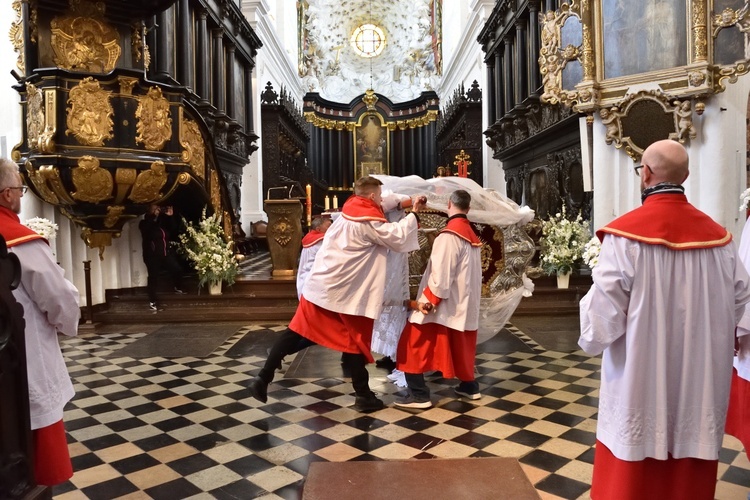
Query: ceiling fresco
298 0 442 103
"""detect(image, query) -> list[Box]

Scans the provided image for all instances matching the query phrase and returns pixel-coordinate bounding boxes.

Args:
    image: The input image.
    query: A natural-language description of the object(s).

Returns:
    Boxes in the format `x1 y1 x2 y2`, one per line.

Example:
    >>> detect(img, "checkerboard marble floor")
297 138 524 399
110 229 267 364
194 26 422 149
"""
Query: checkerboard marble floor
54 322 750 500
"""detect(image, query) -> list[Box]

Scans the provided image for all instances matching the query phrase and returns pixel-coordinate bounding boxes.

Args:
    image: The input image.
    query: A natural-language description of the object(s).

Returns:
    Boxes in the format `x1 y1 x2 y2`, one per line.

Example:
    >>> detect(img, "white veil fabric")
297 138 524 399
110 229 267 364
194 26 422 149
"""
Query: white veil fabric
374 175 535 344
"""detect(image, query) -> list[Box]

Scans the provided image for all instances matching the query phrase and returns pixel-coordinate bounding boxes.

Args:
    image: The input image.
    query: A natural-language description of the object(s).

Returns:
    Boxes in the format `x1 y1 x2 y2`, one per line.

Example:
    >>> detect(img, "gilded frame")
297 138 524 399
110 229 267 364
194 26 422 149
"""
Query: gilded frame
353 112 389 179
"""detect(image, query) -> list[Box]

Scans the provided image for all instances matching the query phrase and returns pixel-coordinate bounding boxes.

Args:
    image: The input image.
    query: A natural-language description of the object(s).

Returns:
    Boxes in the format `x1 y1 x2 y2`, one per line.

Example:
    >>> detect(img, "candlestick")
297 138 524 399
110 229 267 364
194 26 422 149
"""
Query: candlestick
333 196 338 209
324 196 330 210
305 184 312 227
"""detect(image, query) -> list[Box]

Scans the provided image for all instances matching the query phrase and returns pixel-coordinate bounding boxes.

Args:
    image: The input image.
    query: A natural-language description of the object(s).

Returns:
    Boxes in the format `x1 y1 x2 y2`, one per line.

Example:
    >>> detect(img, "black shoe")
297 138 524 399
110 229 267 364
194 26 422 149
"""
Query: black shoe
247 377 268 403
353 394 384 412
454 381 481 400
375 356 397 371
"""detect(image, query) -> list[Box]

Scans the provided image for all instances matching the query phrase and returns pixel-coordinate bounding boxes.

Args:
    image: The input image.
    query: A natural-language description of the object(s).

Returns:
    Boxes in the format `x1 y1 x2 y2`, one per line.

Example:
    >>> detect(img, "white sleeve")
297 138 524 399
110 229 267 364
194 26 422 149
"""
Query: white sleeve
365 212 420 253
578 235 635 355
13 240 80 336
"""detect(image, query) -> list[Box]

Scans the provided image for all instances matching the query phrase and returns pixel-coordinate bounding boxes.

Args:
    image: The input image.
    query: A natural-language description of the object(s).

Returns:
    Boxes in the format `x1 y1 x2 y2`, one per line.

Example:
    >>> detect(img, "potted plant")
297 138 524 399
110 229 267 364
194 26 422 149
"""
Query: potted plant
540 207 590 288
178 207 238 294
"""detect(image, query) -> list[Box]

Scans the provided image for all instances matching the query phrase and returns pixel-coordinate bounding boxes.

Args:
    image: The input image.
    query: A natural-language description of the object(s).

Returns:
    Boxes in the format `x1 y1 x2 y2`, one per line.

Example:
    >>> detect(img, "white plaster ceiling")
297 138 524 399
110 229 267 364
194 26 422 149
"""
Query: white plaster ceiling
300 0 441 103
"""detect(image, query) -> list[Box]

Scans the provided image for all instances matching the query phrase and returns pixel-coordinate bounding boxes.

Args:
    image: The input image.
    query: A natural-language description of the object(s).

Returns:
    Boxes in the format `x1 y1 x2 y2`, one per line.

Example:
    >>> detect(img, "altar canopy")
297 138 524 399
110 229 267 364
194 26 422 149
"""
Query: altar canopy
374 175 535 343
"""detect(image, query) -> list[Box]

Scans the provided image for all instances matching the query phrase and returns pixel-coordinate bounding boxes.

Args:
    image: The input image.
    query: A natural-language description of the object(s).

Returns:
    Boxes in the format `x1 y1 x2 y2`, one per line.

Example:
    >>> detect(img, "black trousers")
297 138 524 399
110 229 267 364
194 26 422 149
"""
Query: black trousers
144 254 183 303
258 328 372 398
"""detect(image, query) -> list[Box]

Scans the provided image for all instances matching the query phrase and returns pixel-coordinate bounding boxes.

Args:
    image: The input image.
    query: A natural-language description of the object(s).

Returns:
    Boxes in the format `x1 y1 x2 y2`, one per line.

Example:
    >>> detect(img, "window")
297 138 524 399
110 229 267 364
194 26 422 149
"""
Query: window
350 24 385 58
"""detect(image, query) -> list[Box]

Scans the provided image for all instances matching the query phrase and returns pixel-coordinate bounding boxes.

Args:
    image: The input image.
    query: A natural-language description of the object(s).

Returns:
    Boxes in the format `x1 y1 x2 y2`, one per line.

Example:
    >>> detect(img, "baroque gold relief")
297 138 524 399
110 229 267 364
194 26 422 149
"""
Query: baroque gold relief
180 113 205 180
128 160 167 203
9 1 23 74
26 83 44 151
66 77 114 146
72 155 113 202
25 161 59 204
211 169 221 212
51 1 120 73
104 205 124 228
136 87 173 151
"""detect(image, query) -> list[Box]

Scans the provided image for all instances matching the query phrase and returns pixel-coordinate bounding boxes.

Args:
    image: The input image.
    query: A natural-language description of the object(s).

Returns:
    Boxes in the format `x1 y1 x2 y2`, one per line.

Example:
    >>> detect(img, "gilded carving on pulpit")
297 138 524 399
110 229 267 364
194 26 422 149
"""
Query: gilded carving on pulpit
50 1 121 73
72 155 113 202
66 77 114 146
136 87 173 151
104 205 125 228
180 114 206 180
128 160 167 204
40 165 75 205
26 83 44 151
10 1 23 73
211 169 221 212
25 162 59 204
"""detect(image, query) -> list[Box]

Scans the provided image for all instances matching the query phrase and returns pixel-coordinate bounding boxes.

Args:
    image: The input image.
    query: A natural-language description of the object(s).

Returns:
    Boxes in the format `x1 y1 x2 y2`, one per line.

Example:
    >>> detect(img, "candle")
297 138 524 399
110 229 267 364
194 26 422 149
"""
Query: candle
324 196 330 210
333 196 338 209
306 184 312 226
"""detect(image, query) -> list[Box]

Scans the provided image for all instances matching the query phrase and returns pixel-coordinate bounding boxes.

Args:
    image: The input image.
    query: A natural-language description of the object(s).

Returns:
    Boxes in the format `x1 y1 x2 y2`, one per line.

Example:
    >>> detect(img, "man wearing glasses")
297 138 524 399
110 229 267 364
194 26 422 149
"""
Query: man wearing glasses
0 158 80 486
578 140 750 499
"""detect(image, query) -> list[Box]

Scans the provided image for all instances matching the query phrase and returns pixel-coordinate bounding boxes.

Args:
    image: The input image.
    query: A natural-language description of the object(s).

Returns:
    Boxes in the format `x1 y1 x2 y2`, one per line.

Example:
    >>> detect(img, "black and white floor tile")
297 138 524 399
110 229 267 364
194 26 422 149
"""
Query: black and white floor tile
53 322 750 499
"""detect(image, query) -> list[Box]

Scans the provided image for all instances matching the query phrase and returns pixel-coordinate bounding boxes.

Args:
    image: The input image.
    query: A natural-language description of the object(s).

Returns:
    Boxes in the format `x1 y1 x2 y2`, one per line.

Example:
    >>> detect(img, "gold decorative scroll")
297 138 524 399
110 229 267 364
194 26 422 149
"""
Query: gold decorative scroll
180 112 206 180
114 167 136 204
50 1 120 73
66 77 114 146
128 160 167 203
9 1 23 74
71 155 113 202
210 169 221 212
103 205 124 228
118 76 138 95
40 165 76 204
80 227 116 260
136 87 172 151
363 89 378 110
538 4 582 107
25 161 59 204
39 89 57 153
26 83 44 151
693 0 707 61
597 91 691 161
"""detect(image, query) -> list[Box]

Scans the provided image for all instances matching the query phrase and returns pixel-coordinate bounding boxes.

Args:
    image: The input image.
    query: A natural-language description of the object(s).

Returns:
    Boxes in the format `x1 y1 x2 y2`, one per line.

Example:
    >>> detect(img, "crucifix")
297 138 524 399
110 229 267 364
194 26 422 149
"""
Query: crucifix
453 150 472 178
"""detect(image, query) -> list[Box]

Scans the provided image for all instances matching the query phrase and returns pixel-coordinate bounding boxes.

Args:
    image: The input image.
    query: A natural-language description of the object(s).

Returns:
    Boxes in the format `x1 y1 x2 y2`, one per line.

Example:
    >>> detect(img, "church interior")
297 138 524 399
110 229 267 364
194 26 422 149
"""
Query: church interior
2 0 750 498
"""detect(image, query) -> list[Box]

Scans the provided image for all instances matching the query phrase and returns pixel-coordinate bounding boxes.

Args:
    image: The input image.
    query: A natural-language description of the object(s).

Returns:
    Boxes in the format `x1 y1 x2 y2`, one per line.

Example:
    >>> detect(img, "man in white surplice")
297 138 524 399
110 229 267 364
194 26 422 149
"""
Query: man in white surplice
579 140 750 499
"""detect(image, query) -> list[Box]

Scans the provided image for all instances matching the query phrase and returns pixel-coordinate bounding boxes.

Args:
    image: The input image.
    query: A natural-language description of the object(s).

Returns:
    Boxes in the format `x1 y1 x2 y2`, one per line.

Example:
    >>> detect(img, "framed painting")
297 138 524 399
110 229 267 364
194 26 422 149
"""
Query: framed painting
353 113 389 179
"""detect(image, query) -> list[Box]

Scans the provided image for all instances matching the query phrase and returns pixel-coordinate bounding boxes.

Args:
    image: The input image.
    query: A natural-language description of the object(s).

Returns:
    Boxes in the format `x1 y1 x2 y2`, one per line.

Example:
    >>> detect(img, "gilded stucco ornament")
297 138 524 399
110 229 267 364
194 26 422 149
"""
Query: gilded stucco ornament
103 205 124 228
136 87 173 151
71 155 113 202
25 161 59 204
50 0 121 73
66 77 114 146
80 227 117 260
9 1 23 74
180 113 205 179
128 160 167 203
26 83 44 151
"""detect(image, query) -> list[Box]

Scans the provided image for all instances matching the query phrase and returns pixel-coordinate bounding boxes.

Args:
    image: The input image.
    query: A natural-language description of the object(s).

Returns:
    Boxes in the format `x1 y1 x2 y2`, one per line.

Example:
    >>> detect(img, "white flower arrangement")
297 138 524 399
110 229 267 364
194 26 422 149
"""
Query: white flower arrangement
740 188 750 212
540 207 590 276
582 236 601 269
178 207 238 287
23 217 58 240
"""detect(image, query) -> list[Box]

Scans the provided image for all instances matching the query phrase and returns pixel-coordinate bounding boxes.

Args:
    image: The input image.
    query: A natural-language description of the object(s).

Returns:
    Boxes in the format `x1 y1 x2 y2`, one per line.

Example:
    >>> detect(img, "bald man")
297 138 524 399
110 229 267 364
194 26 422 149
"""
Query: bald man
579 140 750 499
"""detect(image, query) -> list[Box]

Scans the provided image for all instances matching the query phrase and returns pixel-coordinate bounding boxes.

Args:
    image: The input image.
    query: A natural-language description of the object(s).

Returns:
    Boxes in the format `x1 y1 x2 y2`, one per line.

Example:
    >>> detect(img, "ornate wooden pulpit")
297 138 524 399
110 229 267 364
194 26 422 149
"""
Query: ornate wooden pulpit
263 200 303 278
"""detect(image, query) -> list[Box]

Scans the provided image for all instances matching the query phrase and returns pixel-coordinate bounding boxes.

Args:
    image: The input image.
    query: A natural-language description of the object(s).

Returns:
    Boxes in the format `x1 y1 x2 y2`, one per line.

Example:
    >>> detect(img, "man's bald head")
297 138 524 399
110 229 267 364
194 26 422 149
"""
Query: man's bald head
640 140 689 188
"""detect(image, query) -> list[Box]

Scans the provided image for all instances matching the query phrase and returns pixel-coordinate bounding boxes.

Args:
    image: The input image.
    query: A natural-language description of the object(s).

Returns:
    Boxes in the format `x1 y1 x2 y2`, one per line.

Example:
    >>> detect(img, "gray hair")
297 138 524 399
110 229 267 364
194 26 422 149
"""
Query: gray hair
0 159 20 190
311 216 330 230
450 189 471 211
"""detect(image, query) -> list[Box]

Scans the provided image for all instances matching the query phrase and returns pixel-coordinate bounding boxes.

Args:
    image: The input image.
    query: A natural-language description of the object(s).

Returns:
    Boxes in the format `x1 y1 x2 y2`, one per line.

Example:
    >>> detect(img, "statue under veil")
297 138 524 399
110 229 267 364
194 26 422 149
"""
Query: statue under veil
369 175 536 376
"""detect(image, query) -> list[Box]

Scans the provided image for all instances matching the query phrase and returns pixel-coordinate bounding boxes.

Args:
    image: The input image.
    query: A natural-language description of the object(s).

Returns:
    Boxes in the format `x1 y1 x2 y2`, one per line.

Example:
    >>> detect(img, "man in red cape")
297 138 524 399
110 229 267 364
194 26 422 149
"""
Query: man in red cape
248 177 425 412
578 140 750 499
395 189 482 408
0 158 80 486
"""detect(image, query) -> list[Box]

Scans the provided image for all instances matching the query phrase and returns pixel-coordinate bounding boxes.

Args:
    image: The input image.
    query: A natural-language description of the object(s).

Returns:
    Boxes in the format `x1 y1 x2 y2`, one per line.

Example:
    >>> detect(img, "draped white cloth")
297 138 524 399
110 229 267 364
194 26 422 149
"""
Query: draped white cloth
736 221 750 380
373 175 535 344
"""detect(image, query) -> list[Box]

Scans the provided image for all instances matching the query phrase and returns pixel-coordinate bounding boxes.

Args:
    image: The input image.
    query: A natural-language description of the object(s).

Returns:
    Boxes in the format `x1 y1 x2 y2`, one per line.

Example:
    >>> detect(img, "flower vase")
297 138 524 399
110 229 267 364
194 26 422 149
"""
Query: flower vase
208 281 222 295
556 272 571 289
